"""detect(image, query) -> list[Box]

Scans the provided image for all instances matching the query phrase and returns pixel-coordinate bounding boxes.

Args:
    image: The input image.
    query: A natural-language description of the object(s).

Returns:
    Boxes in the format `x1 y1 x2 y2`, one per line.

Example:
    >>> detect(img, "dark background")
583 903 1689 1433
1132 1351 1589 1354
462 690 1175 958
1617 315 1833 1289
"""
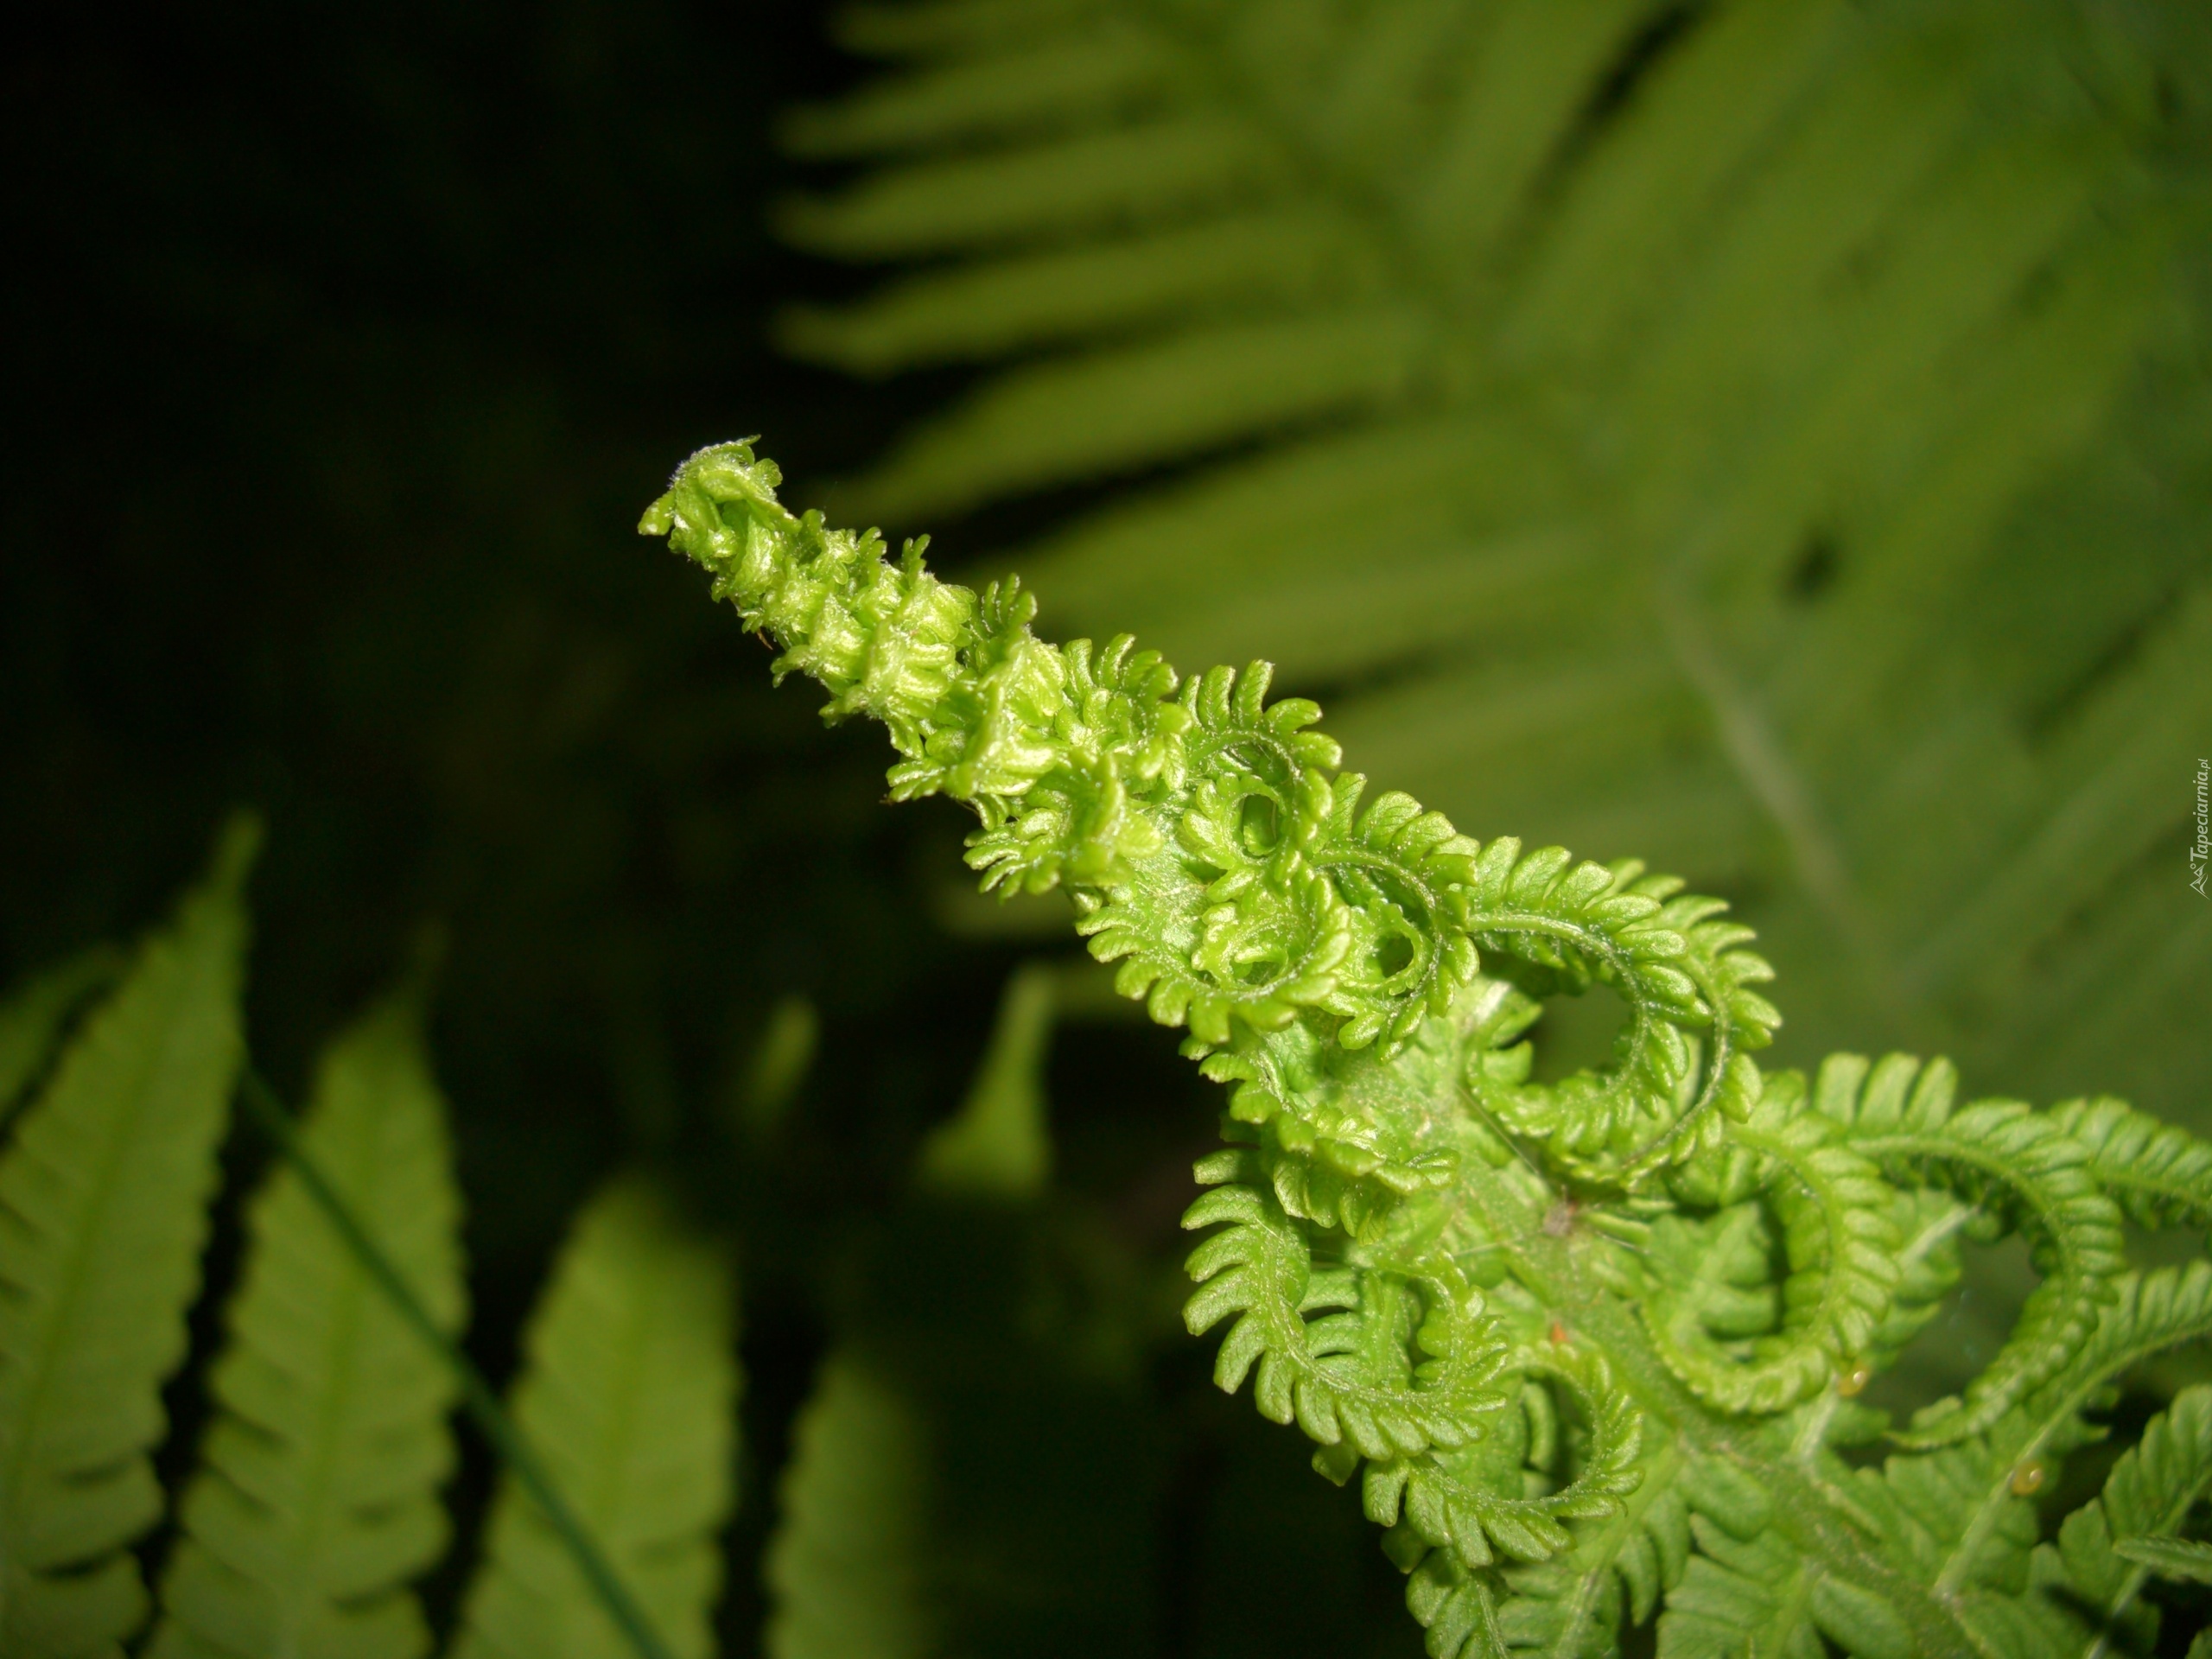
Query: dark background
3 4 1416 1652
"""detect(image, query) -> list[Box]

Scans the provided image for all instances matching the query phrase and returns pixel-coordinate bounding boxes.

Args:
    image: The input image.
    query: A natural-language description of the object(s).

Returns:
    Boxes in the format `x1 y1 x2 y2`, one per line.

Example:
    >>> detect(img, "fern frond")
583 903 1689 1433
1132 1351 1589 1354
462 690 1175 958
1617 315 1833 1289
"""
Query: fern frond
2046 1384 2212 1652
1842 1264 2212 1615
1455 843 1777 1178
1182 1157 1511 1461
785 0 2212 1115
1402 1548 1508 1659
763 1354 934 1659
1811 1052 2127 1445
647 439 2212 1659
1361 1339 1644 1573
1655 1518 1825 1659
2046 1095 2212 1238
146 989 464 1659
1656 1470 1916 1659
644 444 1765 1185
1950 1561 2101 1659
779 14 1173 161
0 818 256 1658
1495 1427 1691 1659
452 1179 739 1659
0 947 119 1129
1643 1074 1900 1414
2110 1533 2212 1583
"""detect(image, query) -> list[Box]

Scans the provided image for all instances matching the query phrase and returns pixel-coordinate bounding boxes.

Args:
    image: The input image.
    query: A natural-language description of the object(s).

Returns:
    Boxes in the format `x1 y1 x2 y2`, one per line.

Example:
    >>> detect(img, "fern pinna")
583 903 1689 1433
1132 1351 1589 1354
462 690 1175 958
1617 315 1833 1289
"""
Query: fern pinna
645 440 2212 1659
0 833 738 1659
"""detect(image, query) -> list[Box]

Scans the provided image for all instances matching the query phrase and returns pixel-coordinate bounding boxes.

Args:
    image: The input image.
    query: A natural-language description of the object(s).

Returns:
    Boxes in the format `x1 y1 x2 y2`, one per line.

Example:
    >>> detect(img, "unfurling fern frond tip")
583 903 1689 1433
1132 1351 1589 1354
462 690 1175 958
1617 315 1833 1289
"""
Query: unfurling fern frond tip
647 438 2212 1659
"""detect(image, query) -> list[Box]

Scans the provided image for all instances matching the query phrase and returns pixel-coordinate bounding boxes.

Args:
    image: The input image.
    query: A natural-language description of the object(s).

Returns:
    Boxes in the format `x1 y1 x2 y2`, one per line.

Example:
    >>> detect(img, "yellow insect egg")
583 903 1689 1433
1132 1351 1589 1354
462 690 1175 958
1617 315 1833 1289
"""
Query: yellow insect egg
1837 1364 1872 1398
2009 1461 2047 1497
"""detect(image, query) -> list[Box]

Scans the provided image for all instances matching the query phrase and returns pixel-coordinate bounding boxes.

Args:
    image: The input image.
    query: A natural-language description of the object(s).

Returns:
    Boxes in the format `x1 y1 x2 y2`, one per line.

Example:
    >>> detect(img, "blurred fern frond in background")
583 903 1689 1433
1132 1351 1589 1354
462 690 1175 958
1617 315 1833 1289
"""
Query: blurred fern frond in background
0 836 745 1659
779 0 2212 1116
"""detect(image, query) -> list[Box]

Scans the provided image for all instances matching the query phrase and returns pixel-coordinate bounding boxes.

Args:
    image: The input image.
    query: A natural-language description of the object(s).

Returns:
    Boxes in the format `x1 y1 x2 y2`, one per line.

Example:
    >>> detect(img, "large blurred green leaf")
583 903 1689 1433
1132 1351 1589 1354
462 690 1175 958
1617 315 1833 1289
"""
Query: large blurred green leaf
782 0 2212 1116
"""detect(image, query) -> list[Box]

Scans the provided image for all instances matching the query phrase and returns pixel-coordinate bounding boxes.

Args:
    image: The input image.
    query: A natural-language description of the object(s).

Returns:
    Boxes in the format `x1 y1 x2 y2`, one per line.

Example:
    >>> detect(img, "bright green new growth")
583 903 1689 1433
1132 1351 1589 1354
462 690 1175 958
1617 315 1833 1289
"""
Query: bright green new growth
645 441 2212 1659
781 0 2212 1141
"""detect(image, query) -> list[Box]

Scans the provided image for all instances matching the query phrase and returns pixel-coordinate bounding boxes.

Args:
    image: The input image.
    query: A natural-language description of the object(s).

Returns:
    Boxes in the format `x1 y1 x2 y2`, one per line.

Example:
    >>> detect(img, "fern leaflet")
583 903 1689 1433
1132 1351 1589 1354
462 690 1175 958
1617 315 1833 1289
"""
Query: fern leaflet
1810 1052 2128 1446
2110 1534 2212 1584
0 819 255 1659
764 1355 935 1659
915 960 1057 1199
146 988 465 1659
0 947 119 1132
2050 1385 2212 1652
2046 1096 2212 1240
452 1179 740 1659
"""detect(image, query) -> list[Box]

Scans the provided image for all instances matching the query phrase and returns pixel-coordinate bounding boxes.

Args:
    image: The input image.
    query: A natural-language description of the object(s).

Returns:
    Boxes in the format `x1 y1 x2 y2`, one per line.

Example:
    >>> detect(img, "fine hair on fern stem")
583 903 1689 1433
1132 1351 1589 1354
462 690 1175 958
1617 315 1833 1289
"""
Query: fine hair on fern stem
644 438 2212 1659
236 1065 676 1659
